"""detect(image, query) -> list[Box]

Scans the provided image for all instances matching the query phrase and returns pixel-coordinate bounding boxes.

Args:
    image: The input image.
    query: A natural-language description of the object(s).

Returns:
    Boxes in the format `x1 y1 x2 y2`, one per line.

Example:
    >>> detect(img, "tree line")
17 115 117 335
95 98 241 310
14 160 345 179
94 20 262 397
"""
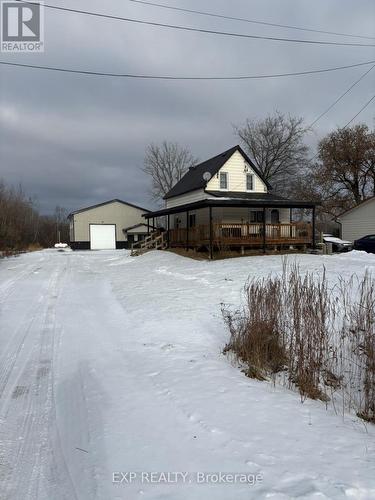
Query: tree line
0 181 69 252
142 113 375 224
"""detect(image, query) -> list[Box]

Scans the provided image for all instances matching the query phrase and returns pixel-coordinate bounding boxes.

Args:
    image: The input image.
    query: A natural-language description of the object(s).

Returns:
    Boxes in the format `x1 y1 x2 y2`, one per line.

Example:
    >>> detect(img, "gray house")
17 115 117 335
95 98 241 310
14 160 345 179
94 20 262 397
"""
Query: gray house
338 196 375 242
68 199 150 250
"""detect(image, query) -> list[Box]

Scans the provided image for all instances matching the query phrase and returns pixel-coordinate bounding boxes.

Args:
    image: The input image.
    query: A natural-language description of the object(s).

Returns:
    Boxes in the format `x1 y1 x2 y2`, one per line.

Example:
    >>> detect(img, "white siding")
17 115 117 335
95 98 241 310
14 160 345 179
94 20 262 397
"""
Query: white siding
170 207 290 229
339 198 375 242
166 189 206 208
206 150 267 193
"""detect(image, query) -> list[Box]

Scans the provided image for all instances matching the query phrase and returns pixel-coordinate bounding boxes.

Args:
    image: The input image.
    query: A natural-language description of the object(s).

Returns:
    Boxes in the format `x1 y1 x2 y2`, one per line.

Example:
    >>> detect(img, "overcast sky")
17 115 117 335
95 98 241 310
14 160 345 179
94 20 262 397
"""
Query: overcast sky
1 0 374 213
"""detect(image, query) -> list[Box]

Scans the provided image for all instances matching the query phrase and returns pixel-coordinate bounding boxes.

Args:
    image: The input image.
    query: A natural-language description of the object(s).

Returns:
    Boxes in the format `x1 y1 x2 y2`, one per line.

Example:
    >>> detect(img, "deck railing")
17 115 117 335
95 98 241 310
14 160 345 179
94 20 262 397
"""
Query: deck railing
168 222 311 247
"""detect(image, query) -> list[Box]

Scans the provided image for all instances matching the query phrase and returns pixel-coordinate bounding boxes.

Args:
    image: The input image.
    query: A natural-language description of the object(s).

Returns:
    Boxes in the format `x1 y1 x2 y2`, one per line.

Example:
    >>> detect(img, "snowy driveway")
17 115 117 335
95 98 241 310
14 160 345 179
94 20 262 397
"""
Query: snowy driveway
0 249 375 500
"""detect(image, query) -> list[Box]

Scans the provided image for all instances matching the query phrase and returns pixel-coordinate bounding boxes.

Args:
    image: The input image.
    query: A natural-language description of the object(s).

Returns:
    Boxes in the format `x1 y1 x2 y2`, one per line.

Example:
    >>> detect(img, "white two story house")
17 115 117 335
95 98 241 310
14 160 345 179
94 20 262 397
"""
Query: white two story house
144 145 317 256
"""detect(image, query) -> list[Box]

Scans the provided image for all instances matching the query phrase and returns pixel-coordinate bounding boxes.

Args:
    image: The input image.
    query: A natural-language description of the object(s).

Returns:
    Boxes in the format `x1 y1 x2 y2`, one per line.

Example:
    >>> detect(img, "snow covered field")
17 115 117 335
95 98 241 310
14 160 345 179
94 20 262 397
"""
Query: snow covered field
0 249 375 500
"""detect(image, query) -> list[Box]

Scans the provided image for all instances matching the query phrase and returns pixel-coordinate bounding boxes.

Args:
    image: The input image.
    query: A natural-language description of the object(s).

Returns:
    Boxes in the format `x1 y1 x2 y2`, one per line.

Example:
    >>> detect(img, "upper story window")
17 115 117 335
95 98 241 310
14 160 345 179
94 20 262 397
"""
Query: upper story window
220 172 228 190
246 173 254 191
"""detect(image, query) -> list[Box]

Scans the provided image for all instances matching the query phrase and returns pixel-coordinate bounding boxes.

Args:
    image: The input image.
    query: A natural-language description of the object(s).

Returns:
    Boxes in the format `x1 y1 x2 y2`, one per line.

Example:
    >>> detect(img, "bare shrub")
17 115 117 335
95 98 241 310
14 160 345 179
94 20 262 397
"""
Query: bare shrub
223 261 375 420
223 277 287 380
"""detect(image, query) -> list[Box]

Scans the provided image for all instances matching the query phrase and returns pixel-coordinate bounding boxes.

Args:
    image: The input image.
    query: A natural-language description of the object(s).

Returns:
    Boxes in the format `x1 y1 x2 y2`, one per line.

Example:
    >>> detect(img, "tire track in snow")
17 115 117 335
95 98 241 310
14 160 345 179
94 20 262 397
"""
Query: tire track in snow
0 255 78 500
0 254 46 303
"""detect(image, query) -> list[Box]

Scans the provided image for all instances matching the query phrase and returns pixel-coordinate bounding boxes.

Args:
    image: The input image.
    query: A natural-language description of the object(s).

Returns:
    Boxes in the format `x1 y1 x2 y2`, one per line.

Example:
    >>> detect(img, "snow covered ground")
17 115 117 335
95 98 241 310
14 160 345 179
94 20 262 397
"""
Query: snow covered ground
0 249 375 500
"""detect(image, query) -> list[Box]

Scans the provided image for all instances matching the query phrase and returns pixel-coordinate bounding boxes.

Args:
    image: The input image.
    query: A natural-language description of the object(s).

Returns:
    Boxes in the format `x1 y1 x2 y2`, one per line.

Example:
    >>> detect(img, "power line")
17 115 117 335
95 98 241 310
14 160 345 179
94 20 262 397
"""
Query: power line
128 0 375 41
308 90 375 164
1 59 375 80
309 63 375 127
343 93 375 127
14 0 375 47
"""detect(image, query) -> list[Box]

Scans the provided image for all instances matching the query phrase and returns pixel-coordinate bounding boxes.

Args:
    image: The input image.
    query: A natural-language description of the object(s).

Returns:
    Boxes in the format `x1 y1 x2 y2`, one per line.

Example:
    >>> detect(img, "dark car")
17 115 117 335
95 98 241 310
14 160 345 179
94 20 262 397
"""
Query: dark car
354 235 375 253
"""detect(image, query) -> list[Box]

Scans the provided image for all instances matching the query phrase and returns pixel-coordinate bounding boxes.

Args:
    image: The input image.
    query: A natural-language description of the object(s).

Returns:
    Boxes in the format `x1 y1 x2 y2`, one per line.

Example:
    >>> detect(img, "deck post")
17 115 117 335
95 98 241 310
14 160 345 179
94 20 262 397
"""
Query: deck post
186 211 189 251
290 208 293 238
167 214 170 248
209 206 213 260
262 207 266 253
312 205 316 249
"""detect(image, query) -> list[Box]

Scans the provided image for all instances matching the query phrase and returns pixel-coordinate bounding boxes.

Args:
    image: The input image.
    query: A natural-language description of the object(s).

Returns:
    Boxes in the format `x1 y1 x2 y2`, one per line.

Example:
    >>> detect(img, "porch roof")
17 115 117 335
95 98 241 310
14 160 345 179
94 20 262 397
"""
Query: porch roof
143 193 318 219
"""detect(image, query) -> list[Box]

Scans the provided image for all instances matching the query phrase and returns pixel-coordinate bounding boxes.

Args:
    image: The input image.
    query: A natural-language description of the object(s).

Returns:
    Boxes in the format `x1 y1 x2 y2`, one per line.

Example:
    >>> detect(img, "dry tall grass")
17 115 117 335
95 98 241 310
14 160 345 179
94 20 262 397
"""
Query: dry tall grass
223 261 375 423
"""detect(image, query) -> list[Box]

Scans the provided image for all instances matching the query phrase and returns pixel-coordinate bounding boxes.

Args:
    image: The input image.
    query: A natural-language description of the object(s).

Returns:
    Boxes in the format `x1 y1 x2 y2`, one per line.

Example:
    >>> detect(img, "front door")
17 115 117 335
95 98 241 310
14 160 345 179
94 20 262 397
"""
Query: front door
271 209 280 224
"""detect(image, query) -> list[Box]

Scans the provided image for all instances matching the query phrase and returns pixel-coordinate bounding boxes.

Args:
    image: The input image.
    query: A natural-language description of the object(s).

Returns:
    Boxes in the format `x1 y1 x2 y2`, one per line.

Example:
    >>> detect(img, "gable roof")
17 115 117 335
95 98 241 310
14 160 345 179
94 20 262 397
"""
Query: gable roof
338 196 375 219
68 198 150 218
123 222 154 232
164 145 272 200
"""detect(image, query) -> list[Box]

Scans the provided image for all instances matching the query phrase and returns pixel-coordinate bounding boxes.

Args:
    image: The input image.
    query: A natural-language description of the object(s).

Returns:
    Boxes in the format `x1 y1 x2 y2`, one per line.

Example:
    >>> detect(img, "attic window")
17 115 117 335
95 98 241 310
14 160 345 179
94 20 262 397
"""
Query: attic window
246 173 254 191
220 172 228 190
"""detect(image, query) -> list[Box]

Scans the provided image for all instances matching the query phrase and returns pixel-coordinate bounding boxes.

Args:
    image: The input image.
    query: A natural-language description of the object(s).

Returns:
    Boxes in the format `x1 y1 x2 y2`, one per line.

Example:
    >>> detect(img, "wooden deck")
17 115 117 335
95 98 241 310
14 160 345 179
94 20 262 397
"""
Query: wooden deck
168 222 312 249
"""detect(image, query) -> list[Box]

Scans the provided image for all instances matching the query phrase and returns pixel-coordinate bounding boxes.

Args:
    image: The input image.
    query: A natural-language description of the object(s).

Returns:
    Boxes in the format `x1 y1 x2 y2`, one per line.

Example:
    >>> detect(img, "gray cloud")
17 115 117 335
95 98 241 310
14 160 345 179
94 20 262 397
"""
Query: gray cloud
0 0 374 213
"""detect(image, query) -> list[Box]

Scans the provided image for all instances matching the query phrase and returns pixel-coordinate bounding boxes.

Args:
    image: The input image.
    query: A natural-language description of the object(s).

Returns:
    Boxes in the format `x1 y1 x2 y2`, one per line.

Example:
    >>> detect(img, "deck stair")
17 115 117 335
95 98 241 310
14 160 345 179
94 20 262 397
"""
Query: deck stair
131 231 167 256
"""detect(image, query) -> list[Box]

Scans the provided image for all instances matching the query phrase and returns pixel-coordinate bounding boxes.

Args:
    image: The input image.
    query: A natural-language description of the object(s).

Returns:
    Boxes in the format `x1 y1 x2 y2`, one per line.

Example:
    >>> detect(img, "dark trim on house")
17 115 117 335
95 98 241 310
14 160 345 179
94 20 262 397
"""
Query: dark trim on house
143 197 318 219
68 198 150 218
70 241 128 250
70 241 90 250
116 241 128 249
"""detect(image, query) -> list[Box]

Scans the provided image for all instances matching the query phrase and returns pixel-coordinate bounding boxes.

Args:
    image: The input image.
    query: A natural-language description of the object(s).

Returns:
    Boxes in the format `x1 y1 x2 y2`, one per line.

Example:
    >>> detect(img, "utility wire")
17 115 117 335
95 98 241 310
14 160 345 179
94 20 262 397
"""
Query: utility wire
128 0 375 41
309 63 375 127
1 59 375 80
308 91 375 164
343 93 375 128
14 0 375 47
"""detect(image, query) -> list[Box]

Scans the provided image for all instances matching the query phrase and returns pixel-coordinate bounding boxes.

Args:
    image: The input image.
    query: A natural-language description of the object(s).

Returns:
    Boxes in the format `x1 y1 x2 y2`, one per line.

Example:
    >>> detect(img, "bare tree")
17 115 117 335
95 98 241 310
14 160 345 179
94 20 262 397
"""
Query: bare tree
291 124 375 219
0 179 69 251
142 141 197 203
316 124 375 208
234 111 309 193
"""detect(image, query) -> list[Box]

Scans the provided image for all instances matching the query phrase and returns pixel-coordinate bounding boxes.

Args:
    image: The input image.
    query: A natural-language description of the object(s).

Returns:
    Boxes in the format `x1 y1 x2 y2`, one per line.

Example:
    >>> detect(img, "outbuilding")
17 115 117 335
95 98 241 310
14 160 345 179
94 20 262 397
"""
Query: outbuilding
338 196 375 242
68 199 149 250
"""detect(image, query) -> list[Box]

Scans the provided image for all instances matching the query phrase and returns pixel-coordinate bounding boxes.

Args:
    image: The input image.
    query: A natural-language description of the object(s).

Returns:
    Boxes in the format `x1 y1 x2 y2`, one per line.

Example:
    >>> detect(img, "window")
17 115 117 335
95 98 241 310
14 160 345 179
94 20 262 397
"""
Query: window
189 213 196 227
250 210 264 223
246 173 254 191
220 172 228 190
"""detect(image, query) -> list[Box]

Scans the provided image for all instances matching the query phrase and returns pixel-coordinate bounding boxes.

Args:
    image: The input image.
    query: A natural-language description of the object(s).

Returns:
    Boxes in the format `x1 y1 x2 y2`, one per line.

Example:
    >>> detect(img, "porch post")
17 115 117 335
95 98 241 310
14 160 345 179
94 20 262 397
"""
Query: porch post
167 214 170 248
152 217 155 231
312 205 316 249
186 210 189 251
262 207 266 253
290 208 293 238
209 206 213 260
147 218 149 235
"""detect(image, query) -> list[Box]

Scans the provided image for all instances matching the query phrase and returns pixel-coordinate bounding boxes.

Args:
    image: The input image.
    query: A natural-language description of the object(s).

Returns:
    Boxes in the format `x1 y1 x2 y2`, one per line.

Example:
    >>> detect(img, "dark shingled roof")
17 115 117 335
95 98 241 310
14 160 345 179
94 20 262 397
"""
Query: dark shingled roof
164 145 272 199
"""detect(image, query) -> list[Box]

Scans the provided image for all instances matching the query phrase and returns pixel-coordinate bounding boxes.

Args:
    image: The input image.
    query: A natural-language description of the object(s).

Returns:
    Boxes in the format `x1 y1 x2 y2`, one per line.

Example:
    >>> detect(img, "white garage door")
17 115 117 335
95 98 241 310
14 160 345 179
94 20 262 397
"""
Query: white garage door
90 224 116 250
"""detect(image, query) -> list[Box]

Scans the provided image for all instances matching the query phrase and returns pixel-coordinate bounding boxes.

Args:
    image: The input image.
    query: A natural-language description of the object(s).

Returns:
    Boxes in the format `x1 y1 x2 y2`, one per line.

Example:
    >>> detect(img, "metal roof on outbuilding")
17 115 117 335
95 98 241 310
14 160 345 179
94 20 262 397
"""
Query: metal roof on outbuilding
68 199 150 218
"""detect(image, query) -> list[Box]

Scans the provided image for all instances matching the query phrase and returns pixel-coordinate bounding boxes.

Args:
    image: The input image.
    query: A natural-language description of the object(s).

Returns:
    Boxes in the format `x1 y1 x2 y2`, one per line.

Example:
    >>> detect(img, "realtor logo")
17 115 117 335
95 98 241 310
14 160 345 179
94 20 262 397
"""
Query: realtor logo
1 1 44 52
